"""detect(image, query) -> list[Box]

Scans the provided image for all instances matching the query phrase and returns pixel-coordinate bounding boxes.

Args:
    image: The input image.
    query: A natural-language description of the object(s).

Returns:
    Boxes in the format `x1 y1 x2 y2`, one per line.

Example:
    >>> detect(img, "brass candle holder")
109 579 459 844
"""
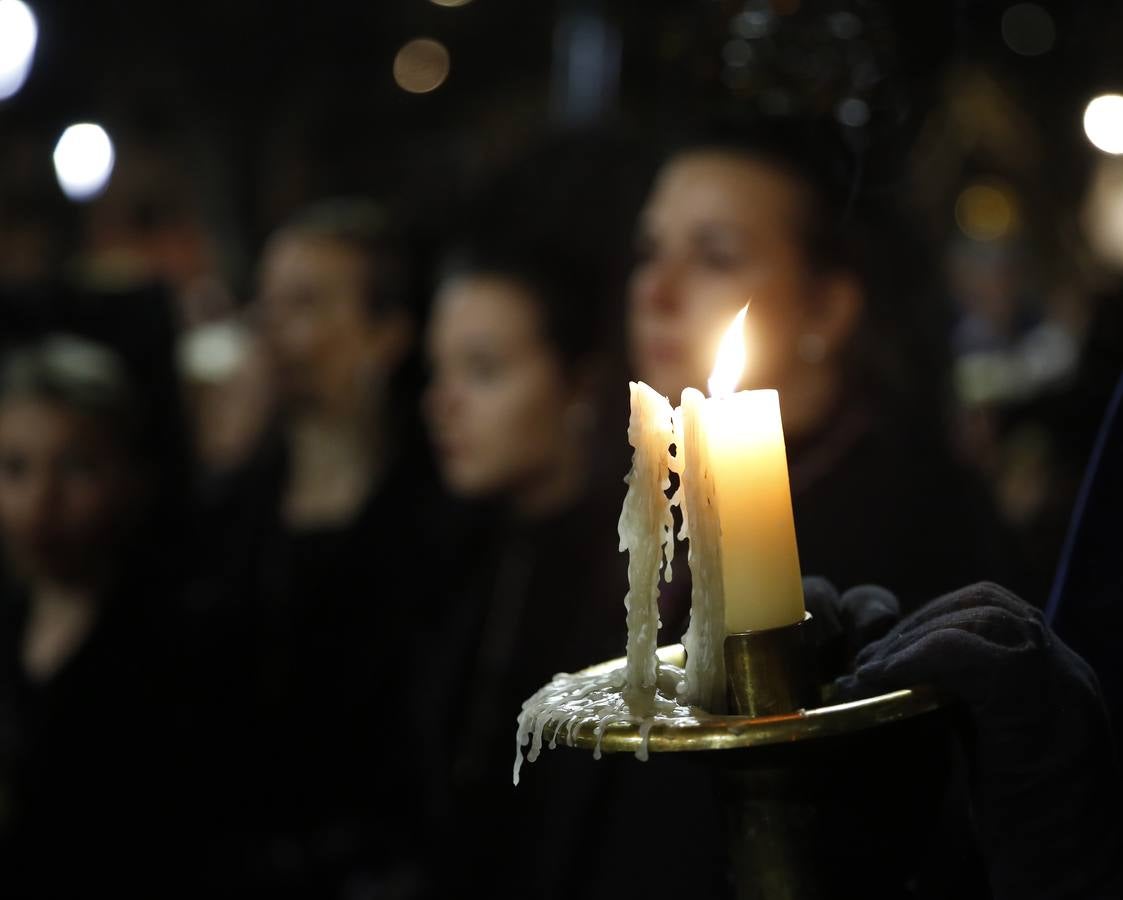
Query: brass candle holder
544 614 957 899
723 612 816 717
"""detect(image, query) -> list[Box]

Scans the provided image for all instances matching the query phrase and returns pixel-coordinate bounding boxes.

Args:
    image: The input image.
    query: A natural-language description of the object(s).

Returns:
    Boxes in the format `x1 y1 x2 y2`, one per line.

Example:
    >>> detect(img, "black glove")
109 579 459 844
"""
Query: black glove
802 576 901 682
835 581 1123 900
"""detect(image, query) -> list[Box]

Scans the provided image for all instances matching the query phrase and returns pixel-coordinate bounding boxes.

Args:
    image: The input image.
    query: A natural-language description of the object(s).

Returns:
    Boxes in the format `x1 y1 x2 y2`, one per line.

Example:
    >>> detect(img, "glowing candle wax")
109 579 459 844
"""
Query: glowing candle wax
681 305 805 635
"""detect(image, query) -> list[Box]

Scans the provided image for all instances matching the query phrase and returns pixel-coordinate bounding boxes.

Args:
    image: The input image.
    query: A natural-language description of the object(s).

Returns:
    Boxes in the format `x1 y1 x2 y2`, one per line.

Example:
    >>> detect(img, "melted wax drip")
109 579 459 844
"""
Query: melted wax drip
513 660 700 785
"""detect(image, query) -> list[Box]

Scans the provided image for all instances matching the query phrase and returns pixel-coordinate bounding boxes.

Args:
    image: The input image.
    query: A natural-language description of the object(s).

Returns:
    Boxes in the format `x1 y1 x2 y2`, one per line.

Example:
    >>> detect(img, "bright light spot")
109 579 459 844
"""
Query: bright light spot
0 0 38 101
835 97 870 128
393 38 450 94
179 320 250 383
1001 3 1055 57
1084 94 1123 155
53 123 115 201
955 182 1016 241
709 303 750 399
430 0 472 6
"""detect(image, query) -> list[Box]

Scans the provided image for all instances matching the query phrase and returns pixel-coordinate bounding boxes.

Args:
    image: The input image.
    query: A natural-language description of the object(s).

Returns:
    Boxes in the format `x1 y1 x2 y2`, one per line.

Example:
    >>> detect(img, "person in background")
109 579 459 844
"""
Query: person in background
422 216 731 897
197 198 432 898
628 115 1020 616
422 231 626 893
0 334 193 897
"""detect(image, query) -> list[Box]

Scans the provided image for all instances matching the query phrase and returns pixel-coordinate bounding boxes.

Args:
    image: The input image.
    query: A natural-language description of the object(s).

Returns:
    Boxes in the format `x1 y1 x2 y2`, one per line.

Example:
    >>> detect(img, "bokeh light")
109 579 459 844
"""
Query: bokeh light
393 38 451 94
1084 94 1123 155
835 97 870 128
52 123 116 201
0 0 38 101
430 0 473 6
955 182 1017 241
1001 3 1055 57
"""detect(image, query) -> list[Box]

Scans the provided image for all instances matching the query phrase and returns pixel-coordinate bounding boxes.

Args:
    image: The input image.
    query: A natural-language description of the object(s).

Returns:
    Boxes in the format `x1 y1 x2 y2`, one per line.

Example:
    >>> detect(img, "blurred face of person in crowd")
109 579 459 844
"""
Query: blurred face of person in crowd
425 275 591 516
256 232 410 417
628 150 863 436
0 398 143 586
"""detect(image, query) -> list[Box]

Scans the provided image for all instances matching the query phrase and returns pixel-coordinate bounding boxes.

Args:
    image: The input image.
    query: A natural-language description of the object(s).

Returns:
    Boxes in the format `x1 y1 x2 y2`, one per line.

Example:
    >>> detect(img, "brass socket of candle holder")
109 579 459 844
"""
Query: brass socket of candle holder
723 612 815 718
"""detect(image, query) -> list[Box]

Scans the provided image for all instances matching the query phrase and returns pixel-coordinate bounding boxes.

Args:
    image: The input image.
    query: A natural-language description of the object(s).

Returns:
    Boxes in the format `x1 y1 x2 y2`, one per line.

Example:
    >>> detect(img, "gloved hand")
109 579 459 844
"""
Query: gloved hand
801 576 901 682
835 581 1123 900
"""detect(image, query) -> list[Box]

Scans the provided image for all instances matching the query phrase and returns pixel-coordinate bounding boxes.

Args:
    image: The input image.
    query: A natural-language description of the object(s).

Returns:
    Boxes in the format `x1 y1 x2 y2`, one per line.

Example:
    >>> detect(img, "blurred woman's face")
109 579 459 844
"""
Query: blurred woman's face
0 399 140 584
425 275 578 500
257 234 396 413
628 150 819 400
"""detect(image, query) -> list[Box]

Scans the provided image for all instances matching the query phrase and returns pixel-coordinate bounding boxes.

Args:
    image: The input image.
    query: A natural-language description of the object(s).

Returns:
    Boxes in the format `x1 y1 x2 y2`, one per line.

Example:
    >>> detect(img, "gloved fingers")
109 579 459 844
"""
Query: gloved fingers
841 619 1047 702
801 576 846 681
882 602 1043 658
853 593 1044 669
874 582 1040 643
802 576 843 646
837 585 900 658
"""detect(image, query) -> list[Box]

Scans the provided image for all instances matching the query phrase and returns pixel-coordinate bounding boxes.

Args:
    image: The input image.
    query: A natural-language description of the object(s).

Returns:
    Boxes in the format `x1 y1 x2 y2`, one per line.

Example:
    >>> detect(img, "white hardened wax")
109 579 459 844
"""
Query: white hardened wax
675 387 728 712
513 656 699 785
617 381 675 700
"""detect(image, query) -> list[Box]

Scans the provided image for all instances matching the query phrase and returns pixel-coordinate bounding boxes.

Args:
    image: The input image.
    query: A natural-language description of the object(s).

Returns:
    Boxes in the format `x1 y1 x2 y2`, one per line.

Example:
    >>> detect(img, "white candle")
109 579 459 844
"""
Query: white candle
685 305 805 635
676 388 727 711
618 381 675 699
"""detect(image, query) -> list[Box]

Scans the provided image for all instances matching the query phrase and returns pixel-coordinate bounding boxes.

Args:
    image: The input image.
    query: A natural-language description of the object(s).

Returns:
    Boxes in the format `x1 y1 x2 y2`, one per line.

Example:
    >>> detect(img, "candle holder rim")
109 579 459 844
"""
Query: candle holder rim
551 643 947 755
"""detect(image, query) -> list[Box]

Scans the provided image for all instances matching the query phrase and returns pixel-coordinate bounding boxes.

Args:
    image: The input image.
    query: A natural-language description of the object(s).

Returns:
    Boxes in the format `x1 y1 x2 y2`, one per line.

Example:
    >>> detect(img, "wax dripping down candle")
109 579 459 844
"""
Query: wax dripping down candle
683 304 805 638
677 305 805 709
513 386 682 784
618 382 675 702
522 384 676 750
675 387 725 712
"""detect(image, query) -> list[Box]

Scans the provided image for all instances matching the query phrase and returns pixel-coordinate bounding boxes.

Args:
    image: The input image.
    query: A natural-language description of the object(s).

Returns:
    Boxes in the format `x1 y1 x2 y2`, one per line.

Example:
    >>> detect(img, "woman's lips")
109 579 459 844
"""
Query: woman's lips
642 337 684 366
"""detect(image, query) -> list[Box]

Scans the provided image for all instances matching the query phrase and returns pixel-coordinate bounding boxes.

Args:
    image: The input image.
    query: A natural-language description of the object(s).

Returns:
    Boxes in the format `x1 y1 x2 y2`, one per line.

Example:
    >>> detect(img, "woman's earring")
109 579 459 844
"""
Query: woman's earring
797 333 827 364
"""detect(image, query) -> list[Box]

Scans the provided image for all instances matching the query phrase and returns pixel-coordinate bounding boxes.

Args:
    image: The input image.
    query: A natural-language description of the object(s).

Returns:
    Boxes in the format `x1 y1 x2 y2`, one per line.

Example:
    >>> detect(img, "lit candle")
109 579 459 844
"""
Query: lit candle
682 305 805 635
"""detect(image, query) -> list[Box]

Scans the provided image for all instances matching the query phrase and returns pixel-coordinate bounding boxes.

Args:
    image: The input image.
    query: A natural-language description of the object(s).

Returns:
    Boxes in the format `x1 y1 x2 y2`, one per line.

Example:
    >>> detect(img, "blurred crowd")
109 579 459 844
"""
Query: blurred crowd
0 94 1121 899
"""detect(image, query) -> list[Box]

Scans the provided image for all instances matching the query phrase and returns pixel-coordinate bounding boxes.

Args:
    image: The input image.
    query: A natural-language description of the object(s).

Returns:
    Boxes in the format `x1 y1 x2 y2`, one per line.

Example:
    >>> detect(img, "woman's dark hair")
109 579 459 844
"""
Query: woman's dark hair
0 330 194 585
668 114 953 431
278 197 415 320
442 129 655 374
438 232 607 373
0 282 199 590
0 335 140 448
672 116 863 274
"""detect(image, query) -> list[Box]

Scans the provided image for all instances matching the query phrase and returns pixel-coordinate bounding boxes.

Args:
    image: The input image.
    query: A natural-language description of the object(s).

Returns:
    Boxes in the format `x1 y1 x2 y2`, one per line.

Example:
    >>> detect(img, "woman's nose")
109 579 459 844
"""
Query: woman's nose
632 259 683 315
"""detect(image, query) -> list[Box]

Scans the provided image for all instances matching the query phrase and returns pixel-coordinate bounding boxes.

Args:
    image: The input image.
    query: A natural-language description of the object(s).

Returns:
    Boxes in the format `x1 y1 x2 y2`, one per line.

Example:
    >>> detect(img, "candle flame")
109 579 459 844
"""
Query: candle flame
707 303 749 398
